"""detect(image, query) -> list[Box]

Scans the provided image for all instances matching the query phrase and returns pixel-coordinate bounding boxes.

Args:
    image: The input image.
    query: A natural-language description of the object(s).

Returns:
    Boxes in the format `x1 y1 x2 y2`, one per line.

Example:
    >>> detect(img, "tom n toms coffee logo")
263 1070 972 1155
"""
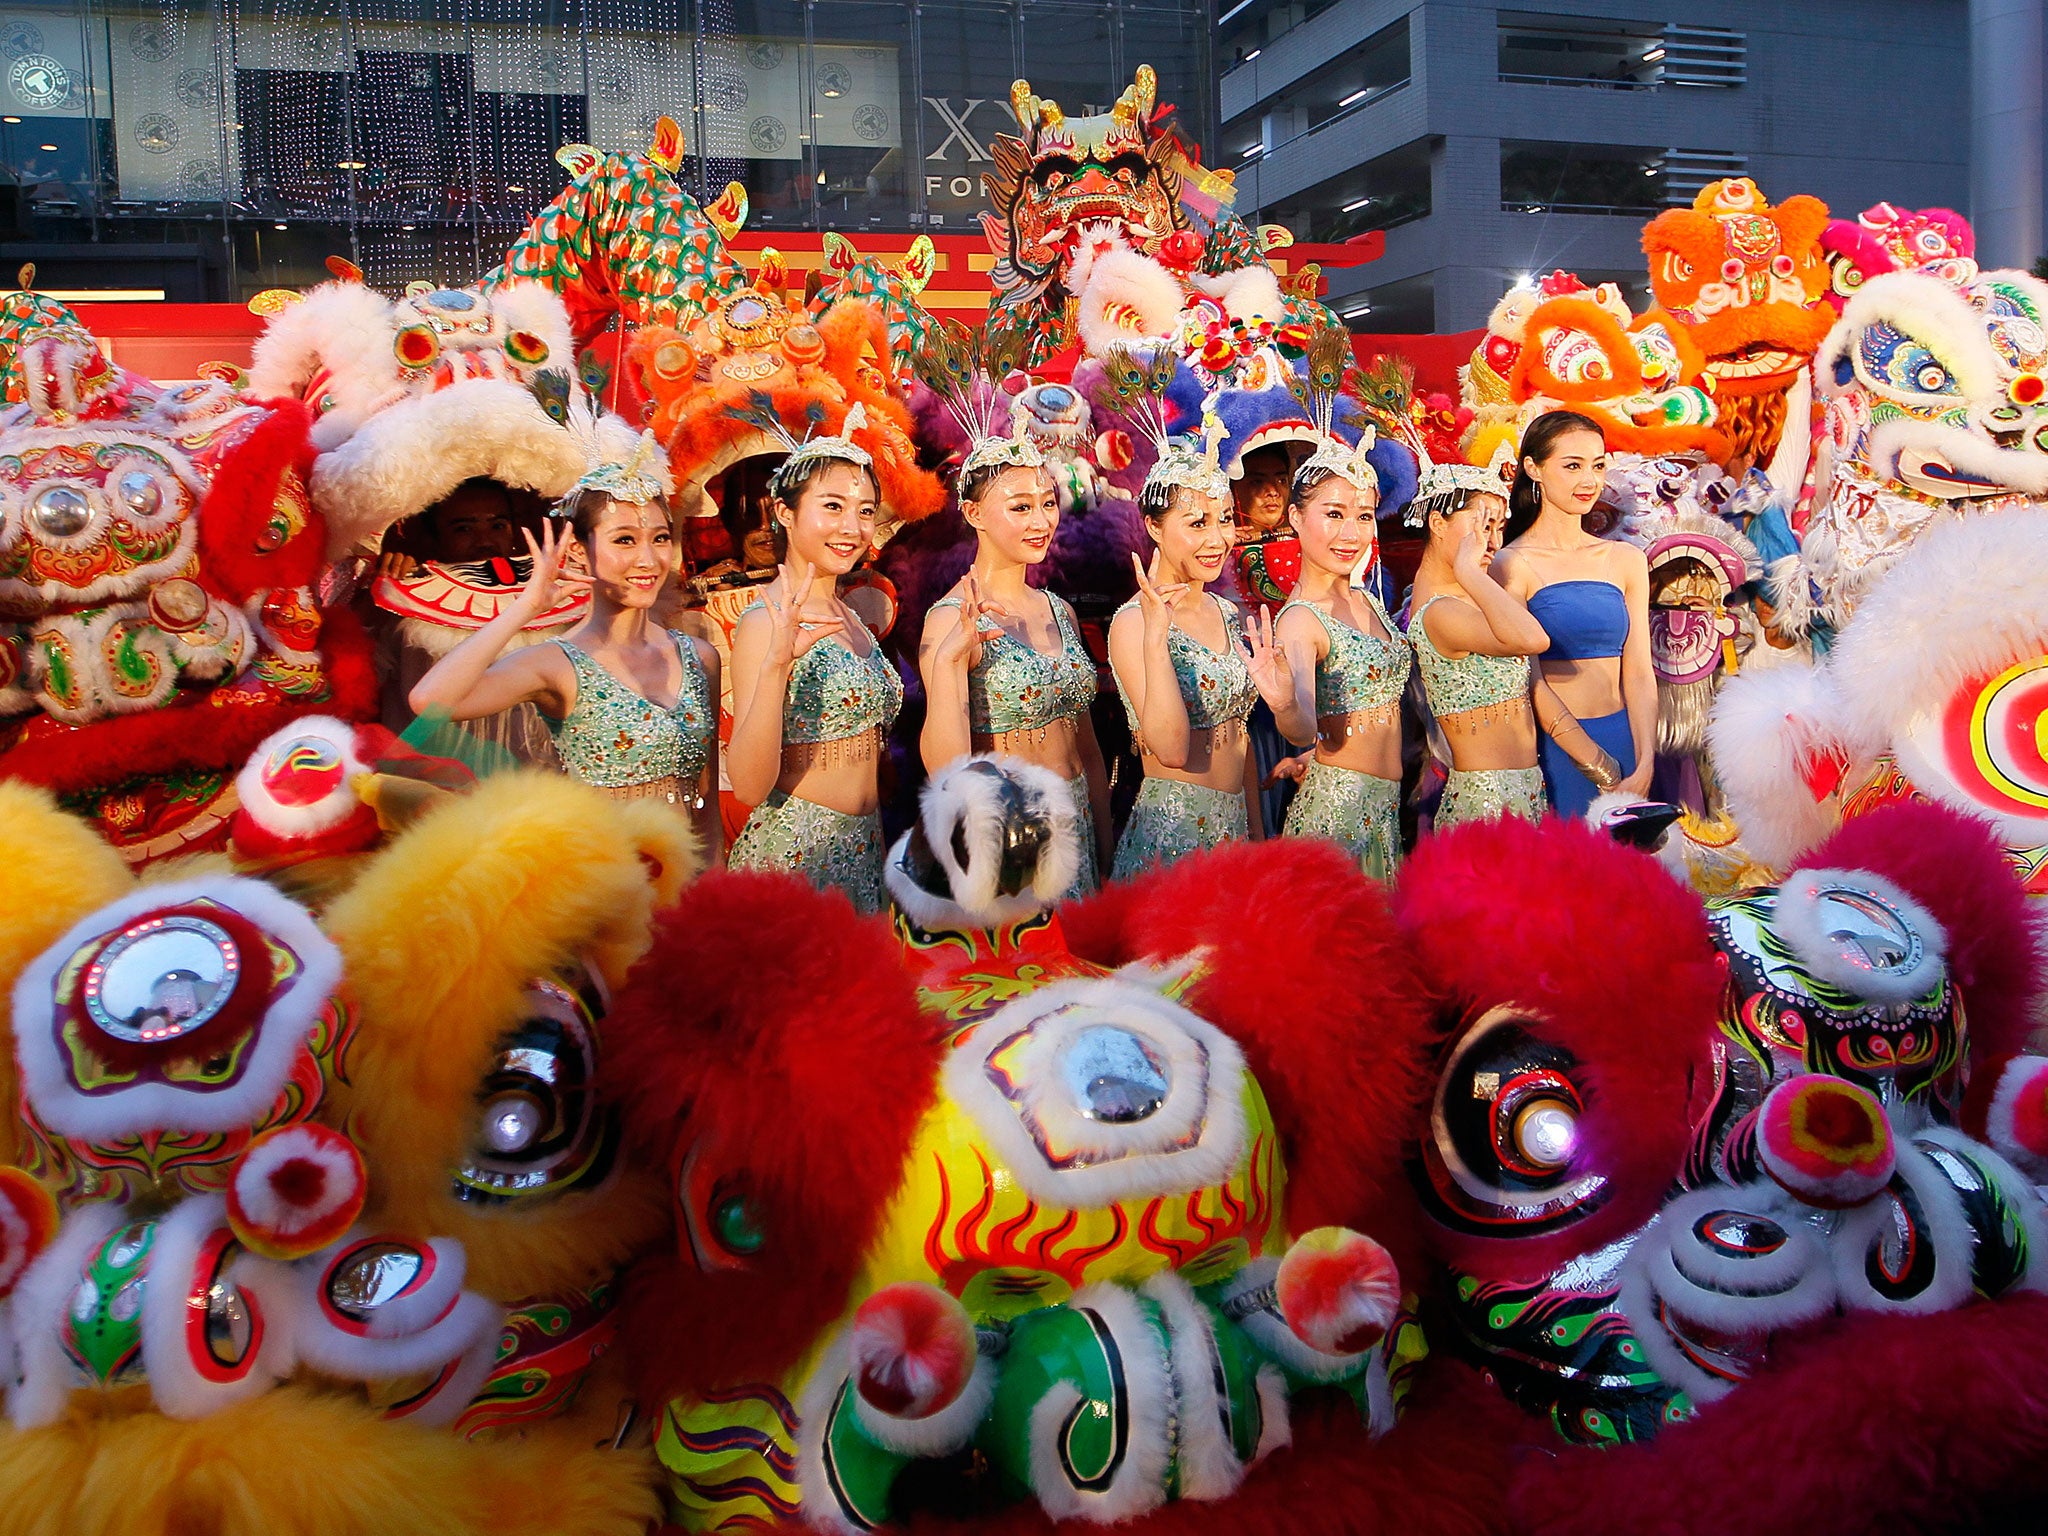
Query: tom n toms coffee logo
9 53 70 109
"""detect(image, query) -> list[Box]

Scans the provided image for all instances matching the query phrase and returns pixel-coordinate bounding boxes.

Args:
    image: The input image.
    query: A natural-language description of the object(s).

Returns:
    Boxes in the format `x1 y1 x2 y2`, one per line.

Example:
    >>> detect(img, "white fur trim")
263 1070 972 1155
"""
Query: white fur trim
310 379 588 555
1708 660 1852 869
1250 1364 1291 1460
1139 1269 1245 1502
305 1232 467 1341
233 717 372 839
291 1281 502 1391
1075 249 1186 359
1819 270 2007 405
942 967 1248 1208
230 1128 362 1236
795 1332 868 1536
6 1202 121 1429
1619 1187 1836 1404
1025 1282 1173 1524
12 876 342 1141
1829 1139 1978 1316
1985 1054 2048 1178
1910 1126 2048 1297
246 281 402 447
852 1351 995 1459
139 1196 294 1419
1215 1258 1369 1384
1829 507 2048 751
1190 266 1285 327
1770 867 1947 1006
886 754 1082 929
481 281 578 372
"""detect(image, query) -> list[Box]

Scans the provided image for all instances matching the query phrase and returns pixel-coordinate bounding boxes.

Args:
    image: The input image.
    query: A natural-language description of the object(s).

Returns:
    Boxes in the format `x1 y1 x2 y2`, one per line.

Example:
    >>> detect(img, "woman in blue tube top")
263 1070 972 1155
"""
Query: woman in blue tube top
1491 411 1657 819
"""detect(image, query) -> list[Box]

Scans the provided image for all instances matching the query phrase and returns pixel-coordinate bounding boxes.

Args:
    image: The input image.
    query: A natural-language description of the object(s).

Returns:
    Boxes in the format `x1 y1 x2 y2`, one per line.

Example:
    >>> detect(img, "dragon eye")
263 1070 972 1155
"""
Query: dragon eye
711 1192 764 1255
29 483 92 538
453 976 613 1205
1415 1006 1608 1237
1510 1097 1579 1171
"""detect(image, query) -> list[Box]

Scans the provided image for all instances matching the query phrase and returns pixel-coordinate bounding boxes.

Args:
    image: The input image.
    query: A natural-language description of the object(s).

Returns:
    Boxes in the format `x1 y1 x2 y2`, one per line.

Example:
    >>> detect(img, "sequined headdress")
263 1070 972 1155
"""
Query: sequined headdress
1096 344 1229 504
532 369 675 508
914 318 1046 487
721 391 876 502
1289 327 1379 497
1404 440 1517 528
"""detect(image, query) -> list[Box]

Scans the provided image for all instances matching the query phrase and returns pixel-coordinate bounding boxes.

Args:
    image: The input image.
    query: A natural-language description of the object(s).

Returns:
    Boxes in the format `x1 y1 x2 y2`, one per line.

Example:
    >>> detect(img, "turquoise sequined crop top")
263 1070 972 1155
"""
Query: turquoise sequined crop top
931 590 1096 735
1410 594 1535 716
1113 593 1258 736
744 602 904 745
1280 594 1410 719
544 632 713 790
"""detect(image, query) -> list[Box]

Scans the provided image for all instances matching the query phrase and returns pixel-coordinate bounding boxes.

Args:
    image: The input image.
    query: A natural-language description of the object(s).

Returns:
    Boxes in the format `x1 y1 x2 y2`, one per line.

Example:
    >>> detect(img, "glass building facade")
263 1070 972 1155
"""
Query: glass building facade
0 0 1210 298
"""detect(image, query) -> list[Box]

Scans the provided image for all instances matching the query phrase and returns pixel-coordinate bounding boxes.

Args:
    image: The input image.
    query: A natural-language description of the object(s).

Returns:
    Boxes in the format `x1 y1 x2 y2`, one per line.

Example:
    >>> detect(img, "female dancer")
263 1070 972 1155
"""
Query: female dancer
1269 437 1411 877
1106 425 1292 877
408 442 721 856
1493 410 1655 816
1406 457 1551 825
726 409 903 914
918 436 1111 892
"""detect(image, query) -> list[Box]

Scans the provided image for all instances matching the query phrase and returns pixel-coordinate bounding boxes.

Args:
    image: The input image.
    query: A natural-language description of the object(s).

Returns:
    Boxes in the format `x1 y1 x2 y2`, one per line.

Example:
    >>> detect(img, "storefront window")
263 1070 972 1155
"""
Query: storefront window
0 0 1207 296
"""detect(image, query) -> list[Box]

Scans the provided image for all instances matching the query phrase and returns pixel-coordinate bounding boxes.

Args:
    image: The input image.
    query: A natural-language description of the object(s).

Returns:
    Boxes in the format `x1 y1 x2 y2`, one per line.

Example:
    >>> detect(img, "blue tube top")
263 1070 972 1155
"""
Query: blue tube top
1526 580 1629 661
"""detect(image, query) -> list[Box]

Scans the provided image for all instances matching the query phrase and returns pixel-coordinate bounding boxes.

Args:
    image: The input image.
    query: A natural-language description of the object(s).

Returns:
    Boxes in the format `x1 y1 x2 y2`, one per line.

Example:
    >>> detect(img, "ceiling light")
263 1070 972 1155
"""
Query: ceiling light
1643 46 1665 61
1245 48 1260 61
38 144 57 152
1643 165 1659 175
820 82 844 99
274 222 287 231
401 223 416 231
1342 303 1372 318
1343 195 1373 212
1241 143 1261 158
507 184 524 193
336 159 365 170
2 116 19 124
1339 88 1369 107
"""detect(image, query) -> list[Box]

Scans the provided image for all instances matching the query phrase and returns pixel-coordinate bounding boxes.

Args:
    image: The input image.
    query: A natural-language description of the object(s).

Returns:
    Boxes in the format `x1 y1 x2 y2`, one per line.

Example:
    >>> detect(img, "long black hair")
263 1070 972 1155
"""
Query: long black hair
1505 410 1606 544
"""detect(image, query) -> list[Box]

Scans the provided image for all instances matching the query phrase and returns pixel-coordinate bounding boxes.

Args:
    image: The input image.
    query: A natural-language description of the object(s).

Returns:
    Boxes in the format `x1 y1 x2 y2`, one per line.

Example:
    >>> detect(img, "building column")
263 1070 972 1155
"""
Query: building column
1971 0 2046 268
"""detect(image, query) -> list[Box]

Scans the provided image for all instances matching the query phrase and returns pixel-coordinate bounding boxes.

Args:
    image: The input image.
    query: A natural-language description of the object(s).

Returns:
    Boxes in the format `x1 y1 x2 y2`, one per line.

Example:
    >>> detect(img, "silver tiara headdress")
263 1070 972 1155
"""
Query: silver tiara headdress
1095 344 1228 502
720 391 875 501
530 368 675 507
1404 440 1517 527
913 318 1047 487
1287 326 1380 497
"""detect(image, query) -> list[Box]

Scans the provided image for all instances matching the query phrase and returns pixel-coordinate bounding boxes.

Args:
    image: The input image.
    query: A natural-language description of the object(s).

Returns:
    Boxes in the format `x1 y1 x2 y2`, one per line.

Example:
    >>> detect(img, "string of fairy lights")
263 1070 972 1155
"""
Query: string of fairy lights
0 1 1206 295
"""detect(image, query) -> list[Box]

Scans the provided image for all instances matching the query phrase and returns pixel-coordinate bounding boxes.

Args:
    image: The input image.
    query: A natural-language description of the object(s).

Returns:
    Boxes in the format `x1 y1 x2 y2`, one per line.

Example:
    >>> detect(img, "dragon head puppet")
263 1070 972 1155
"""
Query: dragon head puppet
1396 809 2048 1536
1820 202 1977 314
488 116 751 418
983 67 1251 369
808 234 939 386
0 764 694 1536
1711 504 2048 896
247 270 591 558
1641 179 1833 466
631 273 944 546
600 757 1474 1533
1460 272 1727 467
0 323 373 864
1795 263 2048 627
